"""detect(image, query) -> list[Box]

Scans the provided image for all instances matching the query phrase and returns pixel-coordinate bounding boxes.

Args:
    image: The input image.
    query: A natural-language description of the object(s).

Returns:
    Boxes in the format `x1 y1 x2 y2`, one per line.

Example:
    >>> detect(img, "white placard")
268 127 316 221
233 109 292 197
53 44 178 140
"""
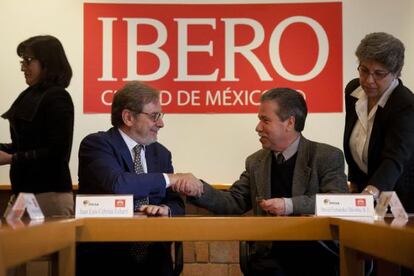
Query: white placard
315 194 375 217
3 192 44 220
75 195 133 218
375 191 408 220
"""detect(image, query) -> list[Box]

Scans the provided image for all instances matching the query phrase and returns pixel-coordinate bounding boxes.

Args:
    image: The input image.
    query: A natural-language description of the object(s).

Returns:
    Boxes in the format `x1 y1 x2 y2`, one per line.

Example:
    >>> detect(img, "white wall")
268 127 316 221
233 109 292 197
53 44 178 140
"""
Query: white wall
0 0 413 185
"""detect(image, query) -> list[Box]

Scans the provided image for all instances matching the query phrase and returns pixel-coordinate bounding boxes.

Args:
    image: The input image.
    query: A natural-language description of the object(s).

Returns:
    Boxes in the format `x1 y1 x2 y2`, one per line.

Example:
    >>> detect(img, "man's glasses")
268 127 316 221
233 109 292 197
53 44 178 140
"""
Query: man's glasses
357 65 390 81
140 112 164 122
19 57 36 66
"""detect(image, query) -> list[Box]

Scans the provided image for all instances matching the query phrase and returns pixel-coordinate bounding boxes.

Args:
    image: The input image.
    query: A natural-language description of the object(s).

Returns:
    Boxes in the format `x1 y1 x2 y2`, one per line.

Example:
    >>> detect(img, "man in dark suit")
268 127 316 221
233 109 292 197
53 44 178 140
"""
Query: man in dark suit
77 81 201 276
175 88 348 276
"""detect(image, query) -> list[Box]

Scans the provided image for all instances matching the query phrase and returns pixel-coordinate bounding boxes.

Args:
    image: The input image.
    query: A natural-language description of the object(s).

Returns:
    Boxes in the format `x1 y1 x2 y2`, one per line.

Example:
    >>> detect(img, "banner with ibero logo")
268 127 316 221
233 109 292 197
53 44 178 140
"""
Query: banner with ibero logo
84 2 342 113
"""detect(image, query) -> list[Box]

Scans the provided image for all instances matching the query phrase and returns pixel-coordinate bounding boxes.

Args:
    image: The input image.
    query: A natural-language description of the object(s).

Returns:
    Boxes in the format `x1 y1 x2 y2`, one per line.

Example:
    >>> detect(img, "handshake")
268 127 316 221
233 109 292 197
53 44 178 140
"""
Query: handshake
168 173 204 197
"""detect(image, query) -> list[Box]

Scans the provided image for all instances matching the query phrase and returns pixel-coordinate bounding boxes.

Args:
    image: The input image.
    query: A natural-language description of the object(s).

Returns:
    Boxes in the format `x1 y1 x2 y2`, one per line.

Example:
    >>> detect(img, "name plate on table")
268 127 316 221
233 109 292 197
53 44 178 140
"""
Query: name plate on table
375 191 408 220
3 192 44 221
75 195 133 218
316 194 374 217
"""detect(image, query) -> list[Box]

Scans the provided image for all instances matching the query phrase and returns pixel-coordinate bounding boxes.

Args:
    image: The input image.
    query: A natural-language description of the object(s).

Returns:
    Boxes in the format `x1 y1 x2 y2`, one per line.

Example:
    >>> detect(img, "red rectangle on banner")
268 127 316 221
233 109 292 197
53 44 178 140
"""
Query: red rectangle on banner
84 2 342 113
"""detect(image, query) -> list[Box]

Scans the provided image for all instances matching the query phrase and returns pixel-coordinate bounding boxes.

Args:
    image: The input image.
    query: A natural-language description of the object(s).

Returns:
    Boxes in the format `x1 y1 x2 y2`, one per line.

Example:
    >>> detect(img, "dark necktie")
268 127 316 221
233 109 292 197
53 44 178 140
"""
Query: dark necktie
276 153 285 164
133 144 145 174
131 144 150 264
133 145 149 211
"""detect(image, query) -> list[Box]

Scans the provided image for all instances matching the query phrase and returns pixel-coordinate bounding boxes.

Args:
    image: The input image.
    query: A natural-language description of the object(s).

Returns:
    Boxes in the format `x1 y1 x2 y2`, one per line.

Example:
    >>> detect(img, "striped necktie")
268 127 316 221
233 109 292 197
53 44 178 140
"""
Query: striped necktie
131 144 150 263
276 153 285 164
133 145 149 210
133 144 145 174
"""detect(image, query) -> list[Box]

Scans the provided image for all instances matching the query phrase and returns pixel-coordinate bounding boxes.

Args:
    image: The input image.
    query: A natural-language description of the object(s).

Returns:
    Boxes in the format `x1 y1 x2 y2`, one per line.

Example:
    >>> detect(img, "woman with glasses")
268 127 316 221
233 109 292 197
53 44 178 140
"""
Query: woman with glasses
0 35 74 217
344 32 414 213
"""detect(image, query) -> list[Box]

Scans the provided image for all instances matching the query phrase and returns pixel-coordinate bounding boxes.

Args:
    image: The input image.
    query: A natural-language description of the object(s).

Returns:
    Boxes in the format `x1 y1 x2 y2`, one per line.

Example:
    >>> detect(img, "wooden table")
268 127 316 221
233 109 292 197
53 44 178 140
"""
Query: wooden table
0 218 78 276
76 216 335 242
0 216 413 276
333 216 414 275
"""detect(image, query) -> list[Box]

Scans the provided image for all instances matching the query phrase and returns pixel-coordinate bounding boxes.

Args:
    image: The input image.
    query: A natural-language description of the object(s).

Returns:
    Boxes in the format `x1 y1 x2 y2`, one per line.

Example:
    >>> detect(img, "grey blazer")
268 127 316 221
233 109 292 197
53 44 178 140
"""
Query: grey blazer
190 136 348 215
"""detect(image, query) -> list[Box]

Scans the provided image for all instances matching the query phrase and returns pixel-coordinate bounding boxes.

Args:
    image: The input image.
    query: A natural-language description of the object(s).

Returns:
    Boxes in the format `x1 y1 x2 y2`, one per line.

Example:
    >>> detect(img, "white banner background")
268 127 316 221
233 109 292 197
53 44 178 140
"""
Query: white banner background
0 0 413 185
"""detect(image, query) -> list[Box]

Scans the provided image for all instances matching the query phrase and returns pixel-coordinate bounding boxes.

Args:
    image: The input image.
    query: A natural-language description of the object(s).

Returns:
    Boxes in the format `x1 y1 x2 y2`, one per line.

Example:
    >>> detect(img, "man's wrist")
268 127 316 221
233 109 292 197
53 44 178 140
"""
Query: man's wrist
160 204 172 217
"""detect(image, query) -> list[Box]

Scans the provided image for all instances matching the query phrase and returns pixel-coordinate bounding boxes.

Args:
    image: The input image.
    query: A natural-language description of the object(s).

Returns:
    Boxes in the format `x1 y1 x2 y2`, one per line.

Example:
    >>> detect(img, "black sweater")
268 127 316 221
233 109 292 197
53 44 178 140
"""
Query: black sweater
1 84 74 194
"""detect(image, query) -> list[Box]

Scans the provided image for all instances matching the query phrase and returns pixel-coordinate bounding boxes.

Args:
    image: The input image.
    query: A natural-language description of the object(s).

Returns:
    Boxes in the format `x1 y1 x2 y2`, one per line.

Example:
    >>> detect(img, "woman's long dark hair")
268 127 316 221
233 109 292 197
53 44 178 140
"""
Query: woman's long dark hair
17 35 72 88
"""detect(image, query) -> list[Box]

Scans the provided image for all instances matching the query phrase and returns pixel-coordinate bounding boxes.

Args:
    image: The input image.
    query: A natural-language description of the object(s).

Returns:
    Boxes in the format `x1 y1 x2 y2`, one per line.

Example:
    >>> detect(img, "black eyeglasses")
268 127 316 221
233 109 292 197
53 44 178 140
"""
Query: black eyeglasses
357 65 390 81
140 112 164 122
20 57 36 66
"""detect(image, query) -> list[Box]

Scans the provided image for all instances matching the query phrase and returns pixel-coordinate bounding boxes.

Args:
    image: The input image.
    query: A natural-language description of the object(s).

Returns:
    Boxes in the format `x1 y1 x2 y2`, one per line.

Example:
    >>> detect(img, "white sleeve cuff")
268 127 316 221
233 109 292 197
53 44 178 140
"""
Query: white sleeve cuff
163 173 171 188
283 198 293 215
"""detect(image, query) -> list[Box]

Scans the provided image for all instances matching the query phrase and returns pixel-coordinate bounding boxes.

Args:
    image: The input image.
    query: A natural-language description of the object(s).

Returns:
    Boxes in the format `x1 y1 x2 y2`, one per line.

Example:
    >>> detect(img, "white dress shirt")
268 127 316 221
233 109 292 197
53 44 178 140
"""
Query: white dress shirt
118 129 171 187
349 79 398 173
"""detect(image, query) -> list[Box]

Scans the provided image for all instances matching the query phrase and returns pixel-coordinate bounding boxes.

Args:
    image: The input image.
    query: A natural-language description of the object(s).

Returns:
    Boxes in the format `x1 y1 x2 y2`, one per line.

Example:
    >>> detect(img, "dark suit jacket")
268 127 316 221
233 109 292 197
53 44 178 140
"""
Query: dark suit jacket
190 136 347 259
77 127 184 276
344 78 414 212
190 135 347 215
1 84 74 195
78 127 184 214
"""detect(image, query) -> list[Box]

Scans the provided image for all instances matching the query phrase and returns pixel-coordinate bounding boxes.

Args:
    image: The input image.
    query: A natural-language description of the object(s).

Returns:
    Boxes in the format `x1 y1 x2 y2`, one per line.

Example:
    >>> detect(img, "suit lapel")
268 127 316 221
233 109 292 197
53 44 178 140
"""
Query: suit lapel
344 96 358 145
292 137 312 196
254 151 272 199
109 128 135 173
145 145 159 173
368 105 385 164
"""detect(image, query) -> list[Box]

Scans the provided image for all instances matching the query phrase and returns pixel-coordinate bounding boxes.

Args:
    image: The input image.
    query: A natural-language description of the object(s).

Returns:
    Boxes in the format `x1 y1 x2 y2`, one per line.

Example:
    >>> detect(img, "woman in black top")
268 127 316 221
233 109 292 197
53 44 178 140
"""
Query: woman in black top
0 35 74 216
343 32 414 213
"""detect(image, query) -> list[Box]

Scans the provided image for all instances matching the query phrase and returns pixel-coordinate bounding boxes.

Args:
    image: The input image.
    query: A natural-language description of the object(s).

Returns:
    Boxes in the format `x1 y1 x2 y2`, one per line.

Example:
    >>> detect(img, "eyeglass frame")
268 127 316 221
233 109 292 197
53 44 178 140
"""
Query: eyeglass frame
139 111 164 122
19 56 37 66
357 64 391 81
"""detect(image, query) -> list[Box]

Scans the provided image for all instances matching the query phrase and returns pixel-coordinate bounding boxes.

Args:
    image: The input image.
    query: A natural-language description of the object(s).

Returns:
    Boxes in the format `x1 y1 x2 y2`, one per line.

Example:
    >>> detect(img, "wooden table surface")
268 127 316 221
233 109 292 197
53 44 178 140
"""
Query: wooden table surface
0 215 413 276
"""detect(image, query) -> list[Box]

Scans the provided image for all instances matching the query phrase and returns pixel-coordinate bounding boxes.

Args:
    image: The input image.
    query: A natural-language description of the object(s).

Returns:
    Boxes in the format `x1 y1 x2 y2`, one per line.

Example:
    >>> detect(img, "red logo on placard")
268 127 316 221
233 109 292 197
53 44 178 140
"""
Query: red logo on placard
115 199 126 208
84 3 342 113
355 198 366 207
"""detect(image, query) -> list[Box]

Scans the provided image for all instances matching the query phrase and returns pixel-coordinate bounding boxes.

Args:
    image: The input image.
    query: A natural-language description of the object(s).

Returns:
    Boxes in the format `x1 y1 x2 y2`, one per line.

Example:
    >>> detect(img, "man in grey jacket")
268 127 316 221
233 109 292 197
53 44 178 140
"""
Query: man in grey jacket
174 88 348 276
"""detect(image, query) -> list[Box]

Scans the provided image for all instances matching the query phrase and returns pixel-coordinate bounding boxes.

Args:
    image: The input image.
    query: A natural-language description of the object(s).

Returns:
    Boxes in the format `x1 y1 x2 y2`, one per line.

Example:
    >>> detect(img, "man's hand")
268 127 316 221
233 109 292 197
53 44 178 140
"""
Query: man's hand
139 204 169 216
259 198 286 216
0 151 12 166
169 173 203 197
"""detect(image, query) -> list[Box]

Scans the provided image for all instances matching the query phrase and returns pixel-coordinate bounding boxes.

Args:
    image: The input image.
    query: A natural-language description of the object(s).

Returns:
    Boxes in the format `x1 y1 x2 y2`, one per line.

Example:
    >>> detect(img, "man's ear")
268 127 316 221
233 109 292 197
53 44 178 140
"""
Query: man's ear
286 116 296 131
121 109 135 127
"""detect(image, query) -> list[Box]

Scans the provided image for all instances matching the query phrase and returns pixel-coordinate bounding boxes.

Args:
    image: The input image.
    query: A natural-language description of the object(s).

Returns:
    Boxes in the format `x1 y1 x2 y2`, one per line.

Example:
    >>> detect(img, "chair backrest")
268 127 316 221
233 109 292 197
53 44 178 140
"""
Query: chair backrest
173 241 183 276
239 241 251 275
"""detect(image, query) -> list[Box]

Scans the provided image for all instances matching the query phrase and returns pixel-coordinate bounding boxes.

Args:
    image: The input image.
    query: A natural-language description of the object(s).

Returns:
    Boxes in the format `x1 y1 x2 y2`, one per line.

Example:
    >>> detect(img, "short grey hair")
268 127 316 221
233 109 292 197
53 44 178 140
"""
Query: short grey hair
261 88 307 132
356 32 405 76
111 81 159 127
